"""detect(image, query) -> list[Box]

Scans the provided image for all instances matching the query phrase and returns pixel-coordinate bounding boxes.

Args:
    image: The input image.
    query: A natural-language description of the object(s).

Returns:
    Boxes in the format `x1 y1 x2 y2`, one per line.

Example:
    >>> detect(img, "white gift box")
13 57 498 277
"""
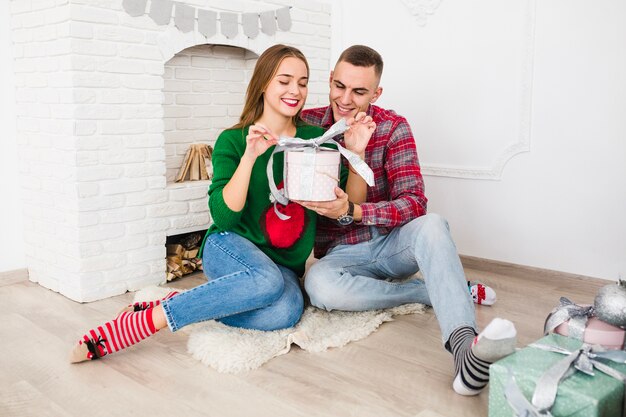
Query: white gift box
284 148 340 201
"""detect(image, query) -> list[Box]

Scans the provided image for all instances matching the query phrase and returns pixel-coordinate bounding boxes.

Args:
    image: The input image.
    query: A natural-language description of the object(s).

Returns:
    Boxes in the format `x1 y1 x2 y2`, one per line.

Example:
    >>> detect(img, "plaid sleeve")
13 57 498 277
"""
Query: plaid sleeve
359 120 427 226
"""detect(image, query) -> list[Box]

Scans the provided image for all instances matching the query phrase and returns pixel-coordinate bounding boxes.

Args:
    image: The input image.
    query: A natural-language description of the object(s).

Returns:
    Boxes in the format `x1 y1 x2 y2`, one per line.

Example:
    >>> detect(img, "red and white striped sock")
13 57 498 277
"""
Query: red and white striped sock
118 291 179 315
70 308 159 363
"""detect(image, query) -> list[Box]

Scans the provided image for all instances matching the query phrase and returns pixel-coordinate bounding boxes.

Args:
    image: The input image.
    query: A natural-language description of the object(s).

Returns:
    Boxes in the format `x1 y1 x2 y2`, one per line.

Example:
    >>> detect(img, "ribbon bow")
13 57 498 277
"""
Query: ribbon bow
504 342 626 416
544 297 594 340
266 119 375 220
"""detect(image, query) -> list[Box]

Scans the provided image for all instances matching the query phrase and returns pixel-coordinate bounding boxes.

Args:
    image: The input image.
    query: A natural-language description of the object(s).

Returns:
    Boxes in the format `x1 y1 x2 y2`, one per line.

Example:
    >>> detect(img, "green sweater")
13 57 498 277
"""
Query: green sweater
204 123 330 276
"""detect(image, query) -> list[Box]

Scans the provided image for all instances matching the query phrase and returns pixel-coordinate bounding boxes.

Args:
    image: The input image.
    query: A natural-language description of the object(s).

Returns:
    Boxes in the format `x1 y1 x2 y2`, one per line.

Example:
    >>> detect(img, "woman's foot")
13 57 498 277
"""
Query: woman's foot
70 308 159 363
468 281 497 306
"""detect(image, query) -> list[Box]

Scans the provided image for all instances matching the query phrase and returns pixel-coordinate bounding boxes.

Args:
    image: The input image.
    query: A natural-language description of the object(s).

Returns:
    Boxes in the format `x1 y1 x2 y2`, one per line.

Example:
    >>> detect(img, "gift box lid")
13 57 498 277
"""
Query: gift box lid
555 316 625 350
489 334 626 417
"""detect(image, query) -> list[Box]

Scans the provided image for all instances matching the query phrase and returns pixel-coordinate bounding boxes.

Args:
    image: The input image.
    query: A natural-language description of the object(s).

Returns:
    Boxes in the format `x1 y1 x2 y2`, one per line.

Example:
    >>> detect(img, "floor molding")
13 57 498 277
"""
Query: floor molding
0 268 29 287
460 255 608 283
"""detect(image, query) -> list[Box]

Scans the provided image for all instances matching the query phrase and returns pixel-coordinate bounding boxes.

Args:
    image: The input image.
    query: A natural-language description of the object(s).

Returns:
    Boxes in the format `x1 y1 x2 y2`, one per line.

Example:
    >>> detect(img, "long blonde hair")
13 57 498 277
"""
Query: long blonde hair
233 44 309 129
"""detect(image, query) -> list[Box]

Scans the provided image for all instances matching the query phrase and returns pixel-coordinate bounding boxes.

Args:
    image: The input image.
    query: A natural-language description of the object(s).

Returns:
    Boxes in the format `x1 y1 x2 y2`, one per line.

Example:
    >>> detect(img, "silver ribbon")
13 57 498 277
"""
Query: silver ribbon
265 119 375 220
505 342 626 416
544 297 594 340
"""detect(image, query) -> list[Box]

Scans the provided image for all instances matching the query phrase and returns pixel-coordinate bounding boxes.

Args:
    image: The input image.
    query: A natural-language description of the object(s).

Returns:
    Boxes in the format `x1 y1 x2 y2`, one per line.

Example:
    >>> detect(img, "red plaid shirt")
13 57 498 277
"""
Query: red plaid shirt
301 105 428 258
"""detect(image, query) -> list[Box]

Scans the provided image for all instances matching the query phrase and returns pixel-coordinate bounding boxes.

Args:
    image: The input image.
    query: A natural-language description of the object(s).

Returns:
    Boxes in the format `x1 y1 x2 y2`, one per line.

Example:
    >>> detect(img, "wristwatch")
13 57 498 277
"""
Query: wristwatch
337 201 354 226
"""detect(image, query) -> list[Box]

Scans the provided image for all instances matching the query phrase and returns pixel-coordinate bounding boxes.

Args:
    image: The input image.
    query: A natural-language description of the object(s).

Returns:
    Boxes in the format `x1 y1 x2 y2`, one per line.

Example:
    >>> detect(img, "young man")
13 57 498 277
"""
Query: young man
299 45 515 396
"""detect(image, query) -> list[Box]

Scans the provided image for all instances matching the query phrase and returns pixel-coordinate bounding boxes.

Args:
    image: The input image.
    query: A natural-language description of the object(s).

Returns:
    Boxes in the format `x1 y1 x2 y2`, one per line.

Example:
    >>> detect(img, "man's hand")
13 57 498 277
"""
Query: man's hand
295 187 350 220
344 112 376 156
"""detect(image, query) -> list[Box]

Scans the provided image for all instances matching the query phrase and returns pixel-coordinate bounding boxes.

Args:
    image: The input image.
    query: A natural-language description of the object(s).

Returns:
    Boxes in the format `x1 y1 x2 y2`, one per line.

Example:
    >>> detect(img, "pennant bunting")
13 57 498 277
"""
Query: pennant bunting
260 10 276 36
174 3 195 33
220 12 238 39
276 7 292 31
122 0 147 17
242 13 259 38
149 0 173 25
198 9 217 38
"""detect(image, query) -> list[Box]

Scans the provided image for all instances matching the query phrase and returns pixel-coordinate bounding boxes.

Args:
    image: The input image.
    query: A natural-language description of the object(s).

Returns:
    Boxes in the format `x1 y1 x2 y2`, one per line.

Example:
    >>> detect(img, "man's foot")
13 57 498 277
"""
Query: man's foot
449 318 517 395
468 281 497 306
69 308 159 363
117 291 179 315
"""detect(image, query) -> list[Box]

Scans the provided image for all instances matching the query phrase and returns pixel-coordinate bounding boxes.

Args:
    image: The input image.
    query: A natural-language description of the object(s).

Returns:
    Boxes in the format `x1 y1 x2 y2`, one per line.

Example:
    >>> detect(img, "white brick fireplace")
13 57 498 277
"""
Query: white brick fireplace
10 0 331 302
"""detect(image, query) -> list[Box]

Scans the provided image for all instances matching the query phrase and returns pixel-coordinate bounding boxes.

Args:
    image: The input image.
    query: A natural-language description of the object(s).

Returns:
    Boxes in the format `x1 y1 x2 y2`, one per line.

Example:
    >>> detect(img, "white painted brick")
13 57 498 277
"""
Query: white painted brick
102 235 148 253
127 246 165 264
176 118 210 130
123 105 162 120
163 67 173 79
78 223 125 242
165 131 191 144
118 44 163 61
79 254 124 272
100 178 147 195
77 213 100 227
69 21 94 39
79 242 104 257
19 11 46 28
189 199 210 213
33 25 58 42
100 148 146 164
191 56 223 68
16 103 50 118
71 39 117 56
126 190 168 206
125 162 165 178
294 0 324 12
123 134 164 149
175 68 211 80
95 26 144 44
39 119 73 135
100 89 145 104
212 69 244 82
148 201 188 218
191 81 227 93
73 72 121 88
70 6 119 25
15 88 38 103
168 185 209 201
208 93 245 105
76 182 99 197
76 150 99 166
167 55 191 66
122 74 163 90
100 206 146 224
146 119 164 133
74 121 97 136
192 105 228 117
164 106 192 118
164 80 191 92
75 104 121 120
147 148 165 162
126 218 170 235
100 59 145 74
171 213 210 230
101 120 146 135
144 91 164 104
76 166 123 181
175 94 212 105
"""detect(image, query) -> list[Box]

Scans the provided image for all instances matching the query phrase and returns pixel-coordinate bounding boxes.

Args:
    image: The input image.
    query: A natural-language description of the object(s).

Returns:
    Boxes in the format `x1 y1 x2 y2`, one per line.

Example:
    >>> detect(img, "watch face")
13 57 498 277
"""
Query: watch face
337 215 353 226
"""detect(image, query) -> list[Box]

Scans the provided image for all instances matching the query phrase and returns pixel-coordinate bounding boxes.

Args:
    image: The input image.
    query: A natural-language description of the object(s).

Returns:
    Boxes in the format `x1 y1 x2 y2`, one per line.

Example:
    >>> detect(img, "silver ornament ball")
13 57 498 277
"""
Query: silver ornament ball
594 279 626 329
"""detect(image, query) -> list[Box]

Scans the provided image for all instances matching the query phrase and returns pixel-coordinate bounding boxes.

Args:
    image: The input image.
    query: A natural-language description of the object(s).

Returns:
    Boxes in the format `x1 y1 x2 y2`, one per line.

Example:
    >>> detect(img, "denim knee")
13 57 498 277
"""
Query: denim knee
304 263 344 311
249 264 285 307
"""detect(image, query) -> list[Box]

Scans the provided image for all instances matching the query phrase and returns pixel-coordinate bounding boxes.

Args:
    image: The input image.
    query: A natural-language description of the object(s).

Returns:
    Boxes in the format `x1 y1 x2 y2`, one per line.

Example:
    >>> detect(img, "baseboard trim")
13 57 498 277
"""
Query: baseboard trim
0 268 29 287
460 255 608 283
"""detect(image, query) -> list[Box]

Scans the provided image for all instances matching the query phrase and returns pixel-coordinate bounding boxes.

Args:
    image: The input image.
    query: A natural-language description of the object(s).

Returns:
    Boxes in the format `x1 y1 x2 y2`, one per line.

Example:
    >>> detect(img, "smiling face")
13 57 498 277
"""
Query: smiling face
329 61 382 121
263 56 309 120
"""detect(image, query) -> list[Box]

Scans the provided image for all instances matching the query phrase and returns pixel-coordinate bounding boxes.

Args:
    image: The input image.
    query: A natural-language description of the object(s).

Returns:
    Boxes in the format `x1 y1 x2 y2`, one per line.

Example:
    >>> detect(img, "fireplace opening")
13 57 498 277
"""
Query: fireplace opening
165 230 207 282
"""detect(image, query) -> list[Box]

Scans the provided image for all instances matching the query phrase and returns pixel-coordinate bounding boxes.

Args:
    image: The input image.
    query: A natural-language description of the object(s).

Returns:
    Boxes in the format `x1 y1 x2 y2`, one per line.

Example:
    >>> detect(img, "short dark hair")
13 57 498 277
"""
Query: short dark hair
336 45 384 79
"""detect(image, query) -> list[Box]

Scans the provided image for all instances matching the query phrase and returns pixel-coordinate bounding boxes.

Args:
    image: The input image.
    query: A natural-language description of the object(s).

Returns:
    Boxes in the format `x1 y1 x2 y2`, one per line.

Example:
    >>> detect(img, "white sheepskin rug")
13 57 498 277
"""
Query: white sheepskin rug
133 286 426 374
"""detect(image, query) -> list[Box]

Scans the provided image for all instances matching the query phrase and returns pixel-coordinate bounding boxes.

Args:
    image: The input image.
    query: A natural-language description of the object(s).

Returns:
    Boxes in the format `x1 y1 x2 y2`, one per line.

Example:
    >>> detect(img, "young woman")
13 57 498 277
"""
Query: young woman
70 44 375 362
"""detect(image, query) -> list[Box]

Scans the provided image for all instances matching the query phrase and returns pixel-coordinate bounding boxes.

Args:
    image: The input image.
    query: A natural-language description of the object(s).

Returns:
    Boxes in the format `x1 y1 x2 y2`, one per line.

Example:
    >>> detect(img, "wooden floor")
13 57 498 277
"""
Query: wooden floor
0 263 606 417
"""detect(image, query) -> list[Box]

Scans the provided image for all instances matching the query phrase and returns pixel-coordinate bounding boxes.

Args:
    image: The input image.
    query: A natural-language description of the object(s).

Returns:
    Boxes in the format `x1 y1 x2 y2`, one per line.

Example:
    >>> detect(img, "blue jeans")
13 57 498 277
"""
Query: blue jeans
304 213 476 344
161 231 304 332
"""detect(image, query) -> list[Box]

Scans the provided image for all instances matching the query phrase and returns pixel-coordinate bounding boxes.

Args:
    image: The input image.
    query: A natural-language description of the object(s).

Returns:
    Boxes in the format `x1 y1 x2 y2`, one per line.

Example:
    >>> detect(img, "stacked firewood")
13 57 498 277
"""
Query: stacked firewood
165 232 204 281
175 143 213 182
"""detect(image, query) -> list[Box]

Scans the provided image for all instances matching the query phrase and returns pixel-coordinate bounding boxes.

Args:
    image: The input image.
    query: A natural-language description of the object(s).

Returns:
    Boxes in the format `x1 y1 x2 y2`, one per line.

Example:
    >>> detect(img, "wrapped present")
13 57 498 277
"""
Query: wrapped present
489 333 626 417
266 119 375 217
545 297 625 350
284 148 340 201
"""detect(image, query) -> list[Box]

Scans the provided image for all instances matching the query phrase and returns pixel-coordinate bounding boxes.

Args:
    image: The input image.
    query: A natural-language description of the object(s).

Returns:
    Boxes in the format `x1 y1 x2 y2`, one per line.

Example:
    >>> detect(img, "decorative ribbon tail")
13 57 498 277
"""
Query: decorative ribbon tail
531 349 580 412
504 367 547 417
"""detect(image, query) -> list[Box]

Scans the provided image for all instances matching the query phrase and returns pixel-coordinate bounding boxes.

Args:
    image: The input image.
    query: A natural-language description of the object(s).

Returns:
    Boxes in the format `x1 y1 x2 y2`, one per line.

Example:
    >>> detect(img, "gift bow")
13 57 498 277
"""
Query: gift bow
504 342 626 417
543 297 594 340
266 119 375 220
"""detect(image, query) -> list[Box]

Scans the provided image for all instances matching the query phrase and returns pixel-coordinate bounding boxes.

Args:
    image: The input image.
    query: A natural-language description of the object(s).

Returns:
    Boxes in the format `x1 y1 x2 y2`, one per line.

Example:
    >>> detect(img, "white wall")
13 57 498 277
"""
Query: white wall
330 0 626 280
0 1 25 272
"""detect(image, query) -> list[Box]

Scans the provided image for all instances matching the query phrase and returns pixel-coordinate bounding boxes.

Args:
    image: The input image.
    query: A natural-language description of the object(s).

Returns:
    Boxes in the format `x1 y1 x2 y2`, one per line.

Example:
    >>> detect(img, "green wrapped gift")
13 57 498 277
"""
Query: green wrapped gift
489 334 626 417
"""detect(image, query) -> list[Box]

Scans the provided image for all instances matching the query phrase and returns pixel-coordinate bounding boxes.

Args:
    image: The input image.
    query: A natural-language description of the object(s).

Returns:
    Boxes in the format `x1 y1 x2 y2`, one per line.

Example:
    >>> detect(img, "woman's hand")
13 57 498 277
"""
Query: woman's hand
344 112 376 156
244 124 278 161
